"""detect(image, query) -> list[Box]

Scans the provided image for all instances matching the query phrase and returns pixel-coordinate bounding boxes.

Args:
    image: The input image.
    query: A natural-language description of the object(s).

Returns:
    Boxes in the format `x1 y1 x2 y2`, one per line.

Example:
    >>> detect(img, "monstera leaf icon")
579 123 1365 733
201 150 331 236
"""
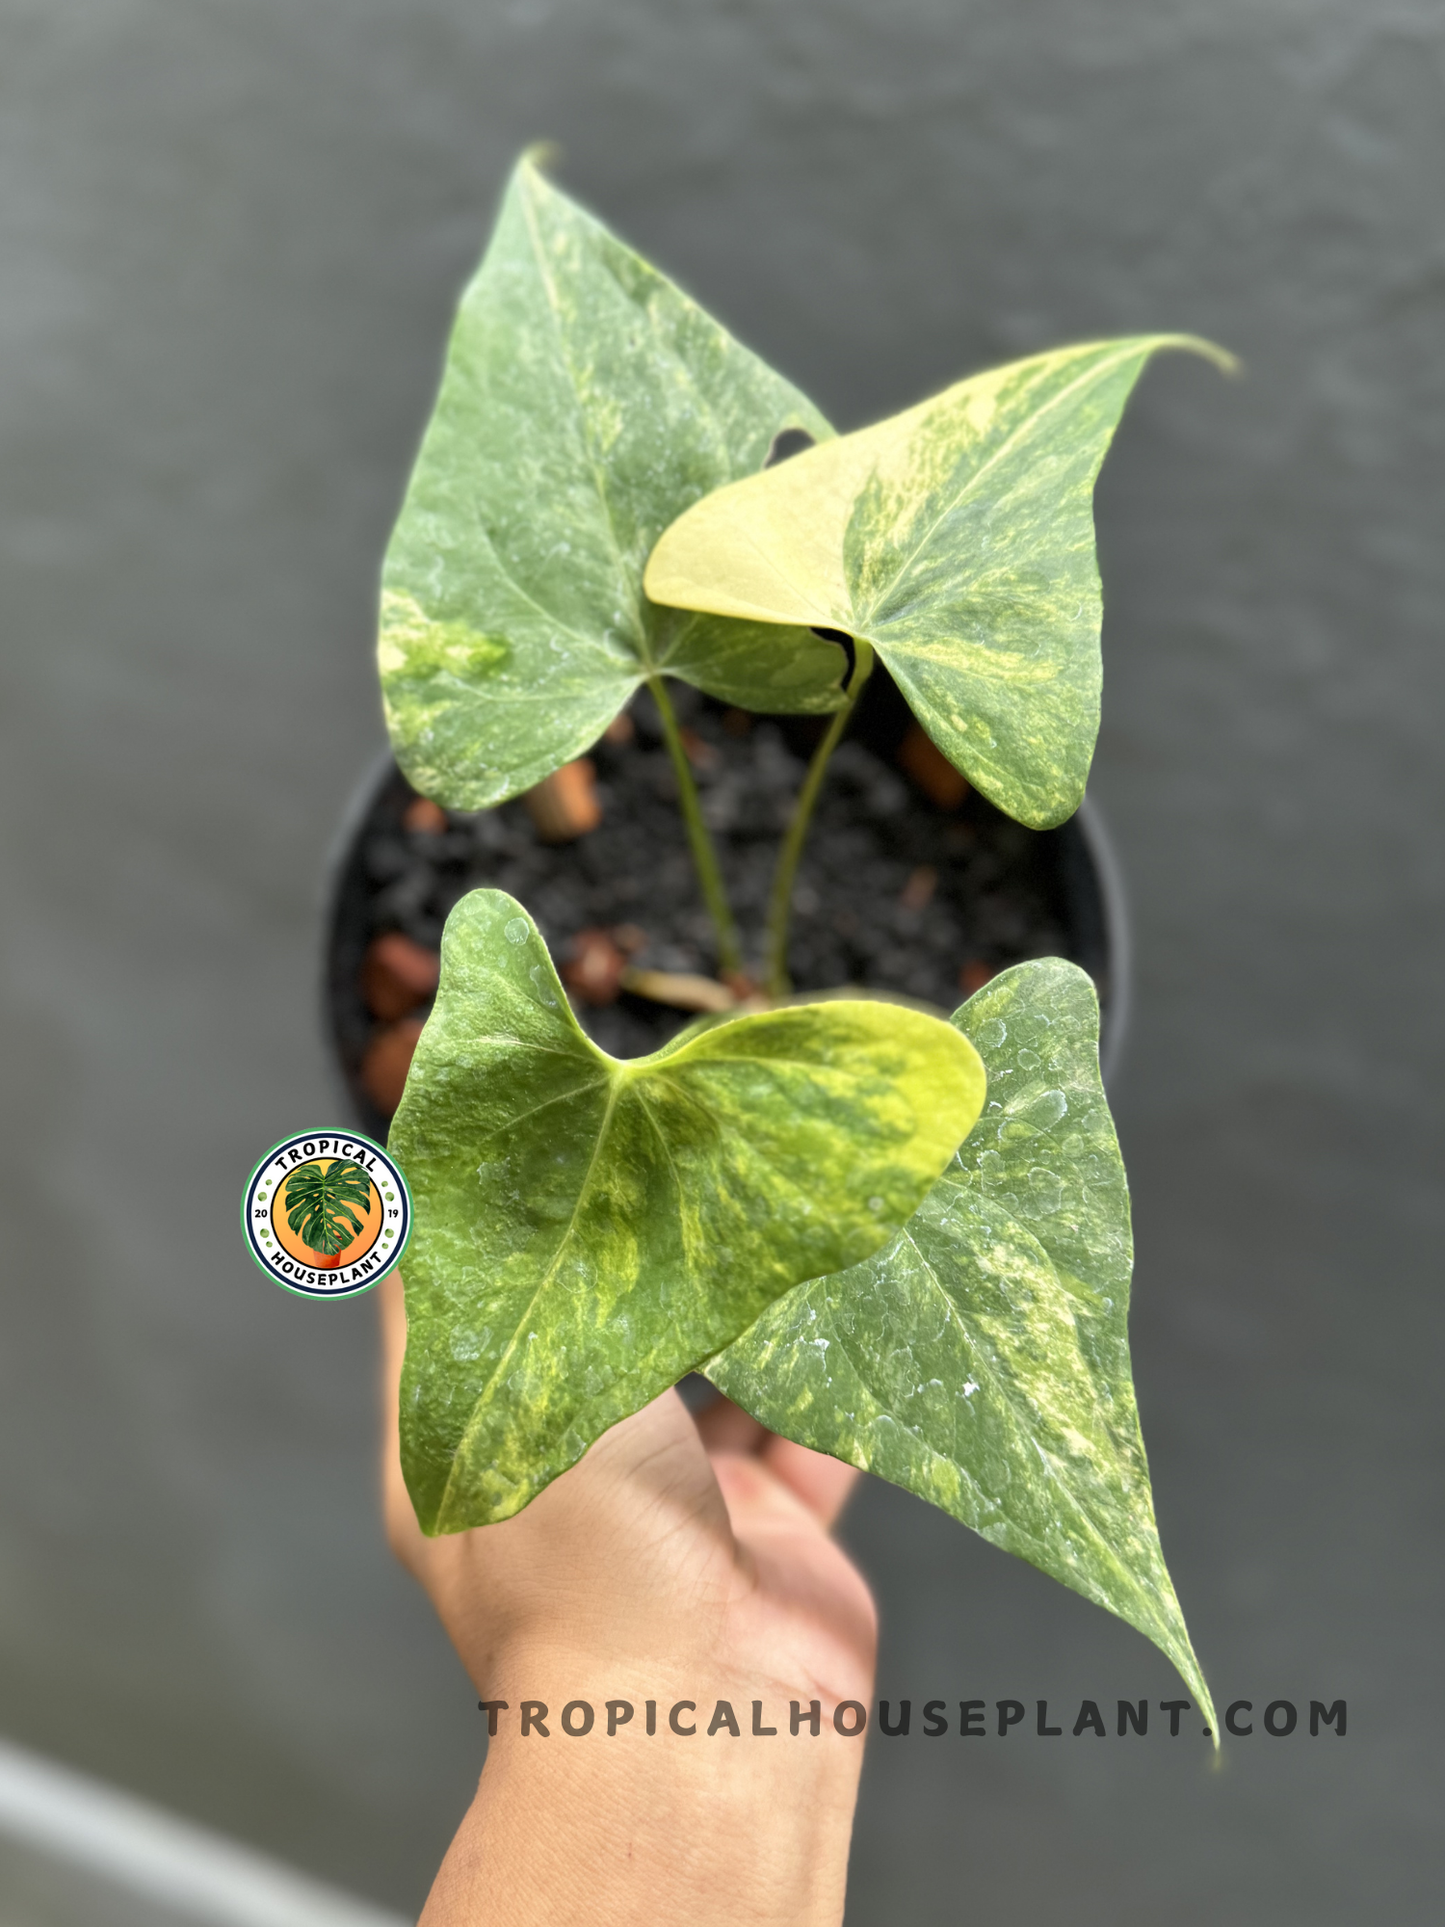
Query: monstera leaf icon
284 1160 373 1260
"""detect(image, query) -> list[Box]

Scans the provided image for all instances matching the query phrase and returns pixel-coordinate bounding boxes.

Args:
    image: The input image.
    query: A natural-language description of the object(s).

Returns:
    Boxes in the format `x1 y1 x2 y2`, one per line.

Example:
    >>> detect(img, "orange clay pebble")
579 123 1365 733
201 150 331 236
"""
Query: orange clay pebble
361 932 441 1021
959 960 997 996
523 759 602 842
898 724 970 810
680 728 719 771
560 928 626 1007
402 796 448 834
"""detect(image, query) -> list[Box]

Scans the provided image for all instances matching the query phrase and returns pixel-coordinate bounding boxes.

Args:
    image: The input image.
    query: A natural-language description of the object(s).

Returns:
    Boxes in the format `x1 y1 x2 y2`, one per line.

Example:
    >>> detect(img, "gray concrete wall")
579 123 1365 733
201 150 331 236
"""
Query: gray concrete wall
1 0 1440 1918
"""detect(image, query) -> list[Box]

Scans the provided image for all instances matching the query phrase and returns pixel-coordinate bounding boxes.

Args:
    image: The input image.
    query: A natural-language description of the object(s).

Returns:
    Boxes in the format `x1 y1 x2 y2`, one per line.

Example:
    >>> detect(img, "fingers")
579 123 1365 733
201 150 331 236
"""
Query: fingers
378 1268 406 1405
377 1271 427 1573
380 1287 733 1604
760 1437 862 1530
694 1390 863 1531
693 1391 769 1457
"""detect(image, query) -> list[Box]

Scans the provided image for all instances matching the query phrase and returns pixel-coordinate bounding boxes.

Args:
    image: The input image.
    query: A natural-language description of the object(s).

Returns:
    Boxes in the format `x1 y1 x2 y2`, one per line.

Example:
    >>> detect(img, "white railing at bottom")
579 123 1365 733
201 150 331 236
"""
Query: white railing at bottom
0 1738 410 1927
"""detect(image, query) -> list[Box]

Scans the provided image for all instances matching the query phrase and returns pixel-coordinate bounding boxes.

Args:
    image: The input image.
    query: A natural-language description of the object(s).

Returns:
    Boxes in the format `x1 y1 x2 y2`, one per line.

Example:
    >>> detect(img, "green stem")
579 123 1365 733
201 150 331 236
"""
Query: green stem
647 675 743 978
765 639 875 998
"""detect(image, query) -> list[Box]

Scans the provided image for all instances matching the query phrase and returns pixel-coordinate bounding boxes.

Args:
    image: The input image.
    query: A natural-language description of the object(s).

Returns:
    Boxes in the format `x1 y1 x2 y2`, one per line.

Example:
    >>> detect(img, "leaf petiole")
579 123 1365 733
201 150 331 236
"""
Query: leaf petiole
765 638 874 997
646 675 744 979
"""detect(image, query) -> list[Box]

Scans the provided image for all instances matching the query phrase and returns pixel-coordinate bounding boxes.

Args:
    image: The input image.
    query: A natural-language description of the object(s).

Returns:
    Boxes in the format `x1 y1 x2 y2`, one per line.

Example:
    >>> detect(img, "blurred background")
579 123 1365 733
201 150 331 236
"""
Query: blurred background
1 0 1441 1920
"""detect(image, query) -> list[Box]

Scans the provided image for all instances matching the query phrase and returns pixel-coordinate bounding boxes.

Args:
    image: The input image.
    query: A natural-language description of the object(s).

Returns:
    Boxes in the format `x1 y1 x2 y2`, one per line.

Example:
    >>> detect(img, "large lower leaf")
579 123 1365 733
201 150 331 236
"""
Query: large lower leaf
645 337 1234 829
708 959 1214 1725
389 889 985 1533
380 154 845 809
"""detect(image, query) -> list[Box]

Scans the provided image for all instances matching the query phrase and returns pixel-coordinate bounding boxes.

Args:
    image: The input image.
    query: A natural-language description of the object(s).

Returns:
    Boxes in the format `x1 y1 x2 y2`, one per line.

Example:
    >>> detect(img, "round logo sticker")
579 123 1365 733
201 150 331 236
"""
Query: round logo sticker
242 1131 411 1298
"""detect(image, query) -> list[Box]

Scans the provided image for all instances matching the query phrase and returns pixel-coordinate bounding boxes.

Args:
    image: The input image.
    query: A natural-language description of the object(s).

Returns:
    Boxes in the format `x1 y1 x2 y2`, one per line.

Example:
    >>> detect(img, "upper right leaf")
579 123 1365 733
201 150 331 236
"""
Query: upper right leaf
646 337 1233 828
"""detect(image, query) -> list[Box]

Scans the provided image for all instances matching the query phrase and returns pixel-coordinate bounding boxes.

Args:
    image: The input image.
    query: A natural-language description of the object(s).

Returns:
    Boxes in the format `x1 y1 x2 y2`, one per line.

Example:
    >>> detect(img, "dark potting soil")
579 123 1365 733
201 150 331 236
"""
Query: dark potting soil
332 671 1112 1117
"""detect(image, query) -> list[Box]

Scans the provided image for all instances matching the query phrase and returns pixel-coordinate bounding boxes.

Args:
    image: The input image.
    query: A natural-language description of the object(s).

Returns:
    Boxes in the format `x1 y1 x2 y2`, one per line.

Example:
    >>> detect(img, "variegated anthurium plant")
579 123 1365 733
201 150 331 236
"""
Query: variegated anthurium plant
378 151 1233 1725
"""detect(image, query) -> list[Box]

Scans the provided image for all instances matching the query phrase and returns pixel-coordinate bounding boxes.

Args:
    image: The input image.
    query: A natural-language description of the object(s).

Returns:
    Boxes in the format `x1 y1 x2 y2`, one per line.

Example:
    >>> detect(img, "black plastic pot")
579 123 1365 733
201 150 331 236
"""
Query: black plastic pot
322 675 1129 1140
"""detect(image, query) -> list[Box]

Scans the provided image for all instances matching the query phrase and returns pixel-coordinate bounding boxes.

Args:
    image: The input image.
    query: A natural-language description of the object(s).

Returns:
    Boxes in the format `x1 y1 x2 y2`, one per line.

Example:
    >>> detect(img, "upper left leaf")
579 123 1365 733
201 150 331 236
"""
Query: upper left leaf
380 153 845 808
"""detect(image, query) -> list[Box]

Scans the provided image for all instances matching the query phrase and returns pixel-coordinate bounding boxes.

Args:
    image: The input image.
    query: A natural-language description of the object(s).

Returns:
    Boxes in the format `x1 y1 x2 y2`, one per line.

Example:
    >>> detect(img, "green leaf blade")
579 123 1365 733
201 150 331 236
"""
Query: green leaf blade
654 608 850 715
646 335 1235 828
708 958 1214 1727
380 155 845 809
388 888 986 1534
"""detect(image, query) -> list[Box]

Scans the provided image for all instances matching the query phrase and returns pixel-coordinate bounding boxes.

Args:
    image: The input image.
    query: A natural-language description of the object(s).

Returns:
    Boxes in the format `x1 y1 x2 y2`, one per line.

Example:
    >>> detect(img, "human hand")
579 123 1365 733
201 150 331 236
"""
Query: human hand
378 1272 877 1926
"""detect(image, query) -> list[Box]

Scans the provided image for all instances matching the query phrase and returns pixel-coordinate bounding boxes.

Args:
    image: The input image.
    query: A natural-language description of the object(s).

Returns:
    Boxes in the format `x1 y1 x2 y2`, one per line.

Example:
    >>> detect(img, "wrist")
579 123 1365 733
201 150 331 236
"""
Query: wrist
425 1655 867 1927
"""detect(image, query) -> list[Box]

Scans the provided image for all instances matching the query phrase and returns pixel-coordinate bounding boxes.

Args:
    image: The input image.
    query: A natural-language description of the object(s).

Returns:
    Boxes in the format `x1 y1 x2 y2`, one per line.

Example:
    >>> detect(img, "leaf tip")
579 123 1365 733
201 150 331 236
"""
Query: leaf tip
518 138 565 182
1151 332 1241 380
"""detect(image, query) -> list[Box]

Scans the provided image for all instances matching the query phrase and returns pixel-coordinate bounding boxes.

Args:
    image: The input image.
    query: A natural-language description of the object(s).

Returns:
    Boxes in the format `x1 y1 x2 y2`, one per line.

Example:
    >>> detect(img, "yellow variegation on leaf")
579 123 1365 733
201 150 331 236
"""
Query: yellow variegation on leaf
389 889 986 1532
646 337 1235 828
379 154 847 810
709 958 1216 1730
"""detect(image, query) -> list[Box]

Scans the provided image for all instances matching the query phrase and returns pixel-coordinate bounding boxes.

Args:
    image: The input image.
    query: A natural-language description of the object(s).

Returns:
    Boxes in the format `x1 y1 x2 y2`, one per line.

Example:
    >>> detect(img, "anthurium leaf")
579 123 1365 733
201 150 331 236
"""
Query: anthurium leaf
645 336 1235 829
379 154 845 809
388 888 986 1533
708 959 1214 1725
